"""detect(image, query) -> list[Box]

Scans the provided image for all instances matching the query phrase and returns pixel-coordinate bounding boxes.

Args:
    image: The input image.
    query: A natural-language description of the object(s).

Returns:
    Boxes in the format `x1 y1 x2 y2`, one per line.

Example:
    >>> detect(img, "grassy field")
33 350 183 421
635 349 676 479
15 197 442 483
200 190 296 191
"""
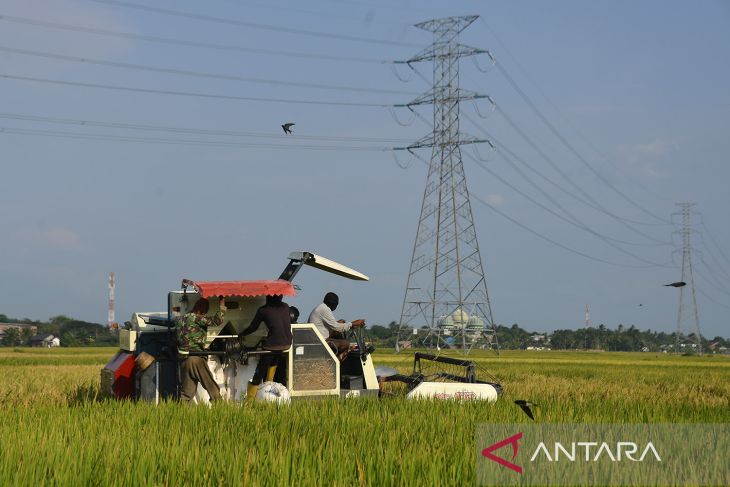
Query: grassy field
0 347 727 486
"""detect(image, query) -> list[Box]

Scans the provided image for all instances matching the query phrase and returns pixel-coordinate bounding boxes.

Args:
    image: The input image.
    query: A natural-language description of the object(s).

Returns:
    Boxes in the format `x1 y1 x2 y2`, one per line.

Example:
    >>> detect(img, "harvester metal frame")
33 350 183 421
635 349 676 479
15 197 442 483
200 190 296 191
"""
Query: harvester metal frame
379 352 502 400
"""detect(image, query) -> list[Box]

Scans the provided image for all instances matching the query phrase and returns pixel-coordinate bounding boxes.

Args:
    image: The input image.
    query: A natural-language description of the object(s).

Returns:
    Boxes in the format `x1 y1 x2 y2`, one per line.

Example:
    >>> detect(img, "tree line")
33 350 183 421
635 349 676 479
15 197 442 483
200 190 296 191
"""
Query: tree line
364 321 729 352
0 314 117 347
2 312 727 352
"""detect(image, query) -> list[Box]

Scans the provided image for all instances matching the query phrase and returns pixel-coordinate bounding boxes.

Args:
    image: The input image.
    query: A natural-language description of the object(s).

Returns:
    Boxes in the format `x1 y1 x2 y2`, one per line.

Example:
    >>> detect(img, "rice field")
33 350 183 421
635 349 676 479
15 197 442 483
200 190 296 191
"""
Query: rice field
0 347 728 486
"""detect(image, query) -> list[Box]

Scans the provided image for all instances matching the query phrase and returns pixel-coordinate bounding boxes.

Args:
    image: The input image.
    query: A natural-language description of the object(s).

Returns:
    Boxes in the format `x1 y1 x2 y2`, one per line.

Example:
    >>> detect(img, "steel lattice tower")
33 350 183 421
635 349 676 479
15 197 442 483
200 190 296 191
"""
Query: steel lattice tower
394 15 498 354
673 203 702 354
584 304 591 350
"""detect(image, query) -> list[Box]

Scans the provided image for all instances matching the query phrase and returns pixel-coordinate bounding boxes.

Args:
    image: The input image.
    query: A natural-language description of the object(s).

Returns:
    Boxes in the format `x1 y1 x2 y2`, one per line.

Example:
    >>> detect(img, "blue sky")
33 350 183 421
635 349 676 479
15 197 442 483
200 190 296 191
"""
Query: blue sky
1 0 728 338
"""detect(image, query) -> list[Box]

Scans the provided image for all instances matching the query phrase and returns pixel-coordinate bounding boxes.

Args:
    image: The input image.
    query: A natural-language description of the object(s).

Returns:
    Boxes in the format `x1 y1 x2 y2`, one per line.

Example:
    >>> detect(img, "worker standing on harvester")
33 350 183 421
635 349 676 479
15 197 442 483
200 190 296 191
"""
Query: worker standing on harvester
176 297 226 404
308 292 365 360
239 294 292 400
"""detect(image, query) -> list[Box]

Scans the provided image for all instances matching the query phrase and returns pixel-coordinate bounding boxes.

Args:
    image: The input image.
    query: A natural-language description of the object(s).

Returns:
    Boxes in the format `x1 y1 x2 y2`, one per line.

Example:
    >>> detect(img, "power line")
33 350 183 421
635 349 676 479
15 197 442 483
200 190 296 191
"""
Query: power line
407 154 661 269
0 45 416 96
11 111 673 277
464 151 672 268
478 17 612 168
489 104 671 245
408 63 672 239
461 116 671 248
215 0 385 25
472 189 660 269
695 254 730 296
0 14 387 64
0 73 392 107
87 0 422 48
0 112 410 144
701 221 730 268
697 239 730 281
0 126 390 151
399 88 672 252
695 285 730 312
493 61 672 225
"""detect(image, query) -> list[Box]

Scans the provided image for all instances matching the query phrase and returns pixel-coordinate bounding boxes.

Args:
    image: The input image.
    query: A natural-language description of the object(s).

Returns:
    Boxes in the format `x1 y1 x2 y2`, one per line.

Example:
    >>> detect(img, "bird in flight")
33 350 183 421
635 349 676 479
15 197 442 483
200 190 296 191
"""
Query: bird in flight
664 281 687 288
514 400 537 420
281 122 295 134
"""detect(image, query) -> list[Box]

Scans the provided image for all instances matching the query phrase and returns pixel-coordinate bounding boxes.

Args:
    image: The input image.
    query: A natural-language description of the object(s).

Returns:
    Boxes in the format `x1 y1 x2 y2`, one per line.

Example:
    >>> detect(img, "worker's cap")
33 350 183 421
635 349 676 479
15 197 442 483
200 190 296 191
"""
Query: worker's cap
324 292 339 306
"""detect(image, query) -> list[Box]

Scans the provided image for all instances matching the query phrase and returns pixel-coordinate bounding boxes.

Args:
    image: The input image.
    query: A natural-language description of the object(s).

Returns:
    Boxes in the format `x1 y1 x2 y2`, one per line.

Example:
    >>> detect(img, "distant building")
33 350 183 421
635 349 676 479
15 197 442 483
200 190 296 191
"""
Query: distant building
29 334 59 348
0 323 38 340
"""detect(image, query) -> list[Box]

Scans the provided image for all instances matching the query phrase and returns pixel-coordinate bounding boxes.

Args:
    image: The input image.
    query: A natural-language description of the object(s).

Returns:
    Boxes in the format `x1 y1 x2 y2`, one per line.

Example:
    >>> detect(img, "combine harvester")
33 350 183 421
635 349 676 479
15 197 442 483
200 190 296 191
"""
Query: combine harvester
101 251 502 404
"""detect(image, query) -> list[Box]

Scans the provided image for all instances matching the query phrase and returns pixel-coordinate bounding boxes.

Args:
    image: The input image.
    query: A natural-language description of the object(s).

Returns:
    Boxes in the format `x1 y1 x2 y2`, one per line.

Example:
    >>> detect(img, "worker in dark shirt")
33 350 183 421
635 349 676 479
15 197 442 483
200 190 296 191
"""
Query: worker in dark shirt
239 294 292 400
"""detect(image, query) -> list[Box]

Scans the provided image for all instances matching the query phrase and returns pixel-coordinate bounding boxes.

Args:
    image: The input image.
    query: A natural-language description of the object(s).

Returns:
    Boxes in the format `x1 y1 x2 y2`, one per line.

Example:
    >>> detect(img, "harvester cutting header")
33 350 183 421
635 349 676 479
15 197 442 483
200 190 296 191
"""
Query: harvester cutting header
101 251 502 404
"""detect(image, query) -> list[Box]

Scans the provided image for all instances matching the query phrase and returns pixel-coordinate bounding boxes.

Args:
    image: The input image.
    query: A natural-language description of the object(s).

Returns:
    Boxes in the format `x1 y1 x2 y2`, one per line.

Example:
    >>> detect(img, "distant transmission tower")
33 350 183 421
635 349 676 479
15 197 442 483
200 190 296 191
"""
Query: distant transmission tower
394 15 498 354
584 304 591 349
108 271 116 329
672 203 702 354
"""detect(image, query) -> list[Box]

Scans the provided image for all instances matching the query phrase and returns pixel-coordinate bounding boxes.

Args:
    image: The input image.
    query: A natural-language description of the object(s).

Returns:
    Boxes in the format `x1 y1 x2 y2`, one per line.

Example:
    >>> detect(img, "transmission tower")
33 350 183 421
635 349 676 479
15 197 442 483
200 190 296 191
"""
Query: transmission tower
672 203 702 354
584 304 591 350
394 15 498 354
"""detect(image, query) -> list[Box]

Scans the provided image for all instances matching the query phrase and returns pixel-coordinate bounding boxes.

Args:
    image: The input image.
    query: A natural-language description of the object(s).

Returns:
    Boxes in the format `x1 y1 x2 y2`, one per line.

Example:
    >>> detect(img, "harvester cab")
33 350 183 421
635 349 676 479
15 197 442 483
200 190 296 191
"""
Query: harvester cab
101 251 379 404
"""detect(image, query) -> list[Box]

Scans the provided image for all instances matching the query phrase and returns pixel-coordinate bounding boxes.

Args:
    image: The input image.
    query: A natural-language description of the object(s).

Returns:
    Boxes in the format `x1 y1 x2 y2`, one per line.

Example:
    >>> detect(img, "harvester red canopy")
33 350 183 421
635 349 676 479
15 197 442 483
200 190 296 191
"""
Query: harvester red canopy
182 279 296 298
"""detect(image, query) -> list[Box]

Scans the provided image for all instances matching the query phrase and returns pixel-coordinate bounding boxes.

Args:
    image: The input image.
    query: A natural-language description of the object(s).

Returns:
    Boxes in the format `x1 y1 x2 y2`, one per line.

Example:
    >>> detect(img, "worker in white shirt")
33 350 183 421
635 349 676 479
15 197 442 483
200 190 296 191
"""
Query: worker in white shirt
308 292 364 359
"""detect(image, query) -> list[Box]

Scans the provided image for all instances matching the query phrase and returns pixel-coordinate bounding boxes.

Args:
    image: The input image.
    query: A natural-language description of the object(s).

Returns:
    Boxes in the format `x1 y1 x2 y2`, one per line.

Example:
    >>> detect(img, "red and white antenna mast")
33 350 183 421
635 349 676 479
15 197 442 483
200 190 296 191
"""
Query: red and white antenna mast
108 272 116 329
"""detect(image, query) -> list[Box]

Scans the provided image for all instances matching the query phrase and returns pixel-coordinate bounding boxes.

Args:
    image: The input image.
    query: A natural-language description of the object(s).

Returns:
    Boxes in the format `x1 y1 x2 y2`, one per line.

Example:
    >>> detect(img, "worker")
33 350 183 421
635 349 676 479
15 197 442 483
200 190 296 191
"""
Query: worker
289 306 300 324
176 297 225 404
308 292 365 359
239 294 292 400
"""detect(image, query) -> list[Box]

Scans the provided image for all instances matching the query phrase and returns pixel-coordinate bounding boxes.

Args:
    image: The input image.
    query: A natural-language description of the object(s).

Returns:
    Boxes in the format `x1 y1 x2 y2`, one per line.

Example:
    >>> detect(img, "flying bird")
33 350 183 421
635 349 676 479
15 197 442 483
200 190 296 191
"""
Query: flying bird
514 400 537 420
664 281 686 288
281 122 295 134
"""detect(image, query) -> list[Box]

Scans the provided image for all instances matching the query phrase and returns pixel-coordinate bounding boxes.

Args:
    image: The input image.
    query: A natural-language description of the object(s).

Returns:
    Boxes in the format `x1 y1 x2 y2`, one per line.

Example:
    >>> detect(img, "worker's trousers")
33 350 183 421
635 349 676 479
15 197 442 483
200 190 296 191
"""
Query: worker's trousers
251 351 284 385
180 355 221 402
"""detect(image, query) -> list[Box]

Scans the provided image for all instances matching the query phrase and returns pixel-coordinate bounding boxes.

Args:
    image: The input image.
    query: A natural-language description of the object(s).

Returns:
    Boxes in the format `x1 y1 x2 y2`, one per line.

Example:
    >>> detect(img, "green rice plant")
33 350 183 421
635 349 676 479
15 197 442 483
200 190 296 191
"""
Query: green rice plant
0 348 727 485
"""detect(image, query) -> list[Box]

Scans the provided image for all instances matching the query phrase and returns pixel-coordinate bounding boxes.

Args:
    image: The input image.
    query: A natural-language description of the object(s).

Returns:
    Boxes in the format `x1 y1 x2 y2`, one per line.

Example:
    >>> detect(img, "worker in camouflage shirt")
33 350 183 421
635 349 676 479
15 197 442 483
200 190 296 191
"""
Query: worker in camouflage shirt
176 298 225 352
176 297 226 403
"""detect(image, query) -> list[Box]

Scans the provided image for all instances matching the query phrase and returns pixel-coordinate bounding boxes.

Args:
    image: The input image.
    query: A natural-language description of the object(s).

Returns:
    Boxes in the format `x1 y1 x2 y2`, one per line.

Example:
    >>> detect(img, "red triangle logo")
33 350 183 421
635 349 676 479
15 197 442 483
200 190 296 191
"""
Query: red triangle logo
481 432 523 474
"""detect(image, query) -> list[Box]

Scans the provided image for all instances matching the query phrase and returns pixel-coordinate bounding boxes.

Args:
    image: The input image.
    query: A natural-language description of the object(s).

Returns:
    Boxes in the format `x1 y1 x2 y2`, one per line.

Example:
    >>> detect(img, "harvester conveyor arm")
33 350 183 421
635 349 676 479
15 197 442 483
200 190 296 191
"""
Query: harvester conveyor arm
414 352 476 368
381 374 423 387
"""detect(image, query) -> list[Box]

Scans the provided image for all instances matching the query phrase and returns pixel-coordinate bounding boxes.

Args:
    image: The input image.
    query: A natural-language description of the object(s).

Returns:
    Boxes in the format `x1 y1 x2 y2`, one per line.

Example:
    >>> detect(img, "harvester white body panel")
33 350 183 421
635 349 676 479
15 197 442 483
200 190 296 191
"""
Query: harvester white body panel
406 381 499 402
